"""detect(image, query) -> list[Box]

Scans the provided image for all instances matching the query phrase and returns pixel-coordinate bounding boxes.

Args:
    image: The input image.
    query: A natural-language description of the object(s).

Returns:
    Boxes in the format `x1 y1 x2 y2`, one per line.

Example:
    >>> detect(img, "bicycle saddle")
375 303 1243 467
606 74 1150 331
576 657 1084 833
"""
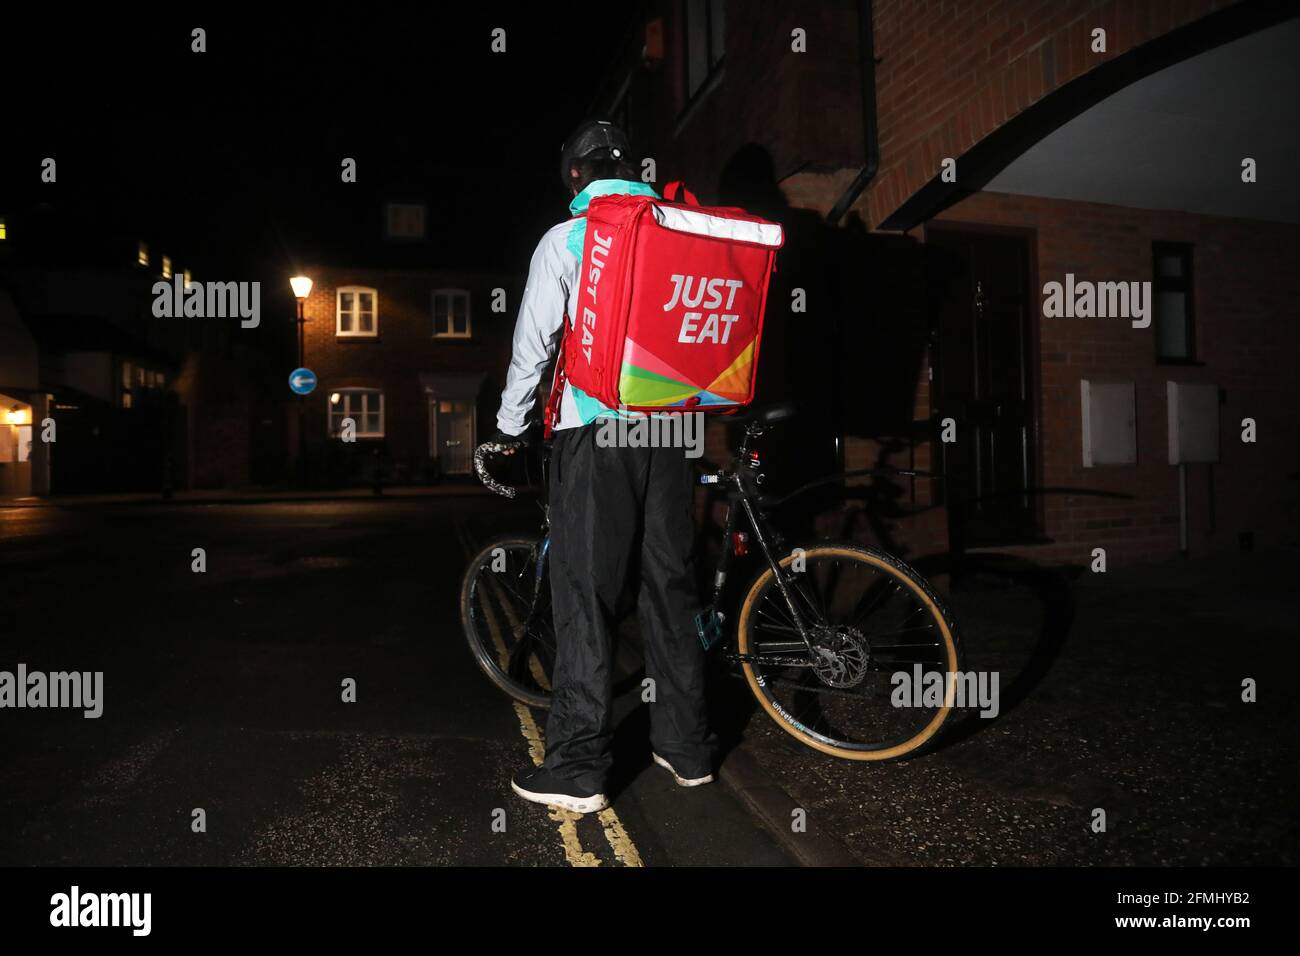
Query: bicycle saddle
729 402 804 426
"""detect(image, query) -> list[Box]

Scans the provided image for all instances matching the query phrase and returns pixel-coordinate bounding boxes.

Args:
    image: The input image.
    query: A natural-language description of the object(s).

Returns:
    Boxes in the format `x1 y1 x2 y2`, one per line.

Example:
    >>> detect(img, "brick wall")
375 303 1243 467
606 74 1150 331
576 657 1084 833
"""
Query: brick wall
190 413 250 488
298 267 518 481
862 0 1244 227
615 1 1243 217
750 170 1300 566
934 190 1300 564
600 0 1295 568
612 0 863 199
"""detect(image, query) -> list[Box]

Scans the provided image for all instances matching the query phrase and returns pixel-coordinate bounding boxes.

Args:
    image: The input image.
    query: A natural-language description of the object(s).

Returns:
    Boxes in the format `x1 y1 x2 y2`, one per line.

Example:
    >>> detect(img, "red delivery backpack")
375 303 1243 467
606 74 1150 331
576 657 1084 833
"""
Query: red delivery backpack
545 182 784 434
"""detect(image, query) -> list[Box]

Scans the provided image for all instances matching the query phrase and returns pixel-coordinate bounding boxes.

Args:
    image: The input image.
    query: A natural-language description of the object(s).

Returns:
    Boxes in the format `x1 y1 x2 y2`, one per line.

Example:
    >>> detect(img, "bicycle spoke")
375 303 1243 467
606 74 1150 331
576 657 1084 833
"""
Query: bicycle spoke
849 579 902 631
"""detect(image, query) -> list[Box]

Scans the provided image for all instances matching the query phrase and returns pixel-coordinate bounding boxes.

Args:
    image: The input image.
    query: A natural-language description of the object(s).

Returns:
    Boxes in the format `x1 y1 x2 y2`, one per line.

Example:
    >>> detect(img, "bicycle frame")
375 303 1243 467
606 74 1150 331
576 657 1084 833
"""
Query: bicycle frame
698 422 821 660
480 422 824 663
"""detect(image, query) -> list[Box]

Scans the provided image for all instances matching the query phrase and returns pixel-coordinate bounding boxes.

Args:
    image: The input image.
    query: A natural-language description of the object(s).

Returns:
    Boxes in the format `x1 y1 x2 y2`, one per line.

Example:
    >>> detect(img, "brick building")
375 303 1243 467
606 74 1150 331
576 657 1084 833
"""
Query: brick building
592 0 1300 565
0 201 265 495
293 251 520 483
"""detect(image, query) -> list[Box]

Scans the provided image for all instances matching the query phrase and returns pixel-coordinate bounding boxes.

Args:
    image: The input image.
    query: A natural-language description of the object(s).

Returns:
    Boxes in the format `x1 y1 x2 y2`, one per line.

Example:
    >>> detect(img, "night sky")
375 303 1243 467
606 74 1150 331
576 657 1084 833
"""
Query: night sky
3 6 643 281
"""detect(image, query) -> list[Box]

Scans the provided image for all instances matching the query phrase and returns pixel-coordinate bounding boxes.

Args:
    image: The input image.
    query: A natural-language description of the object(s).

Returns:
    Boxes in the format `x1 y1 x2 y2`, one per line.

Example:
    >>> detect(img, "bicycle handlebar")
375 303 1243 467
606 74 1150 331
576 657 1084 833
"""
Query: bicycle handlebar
473 441 519 498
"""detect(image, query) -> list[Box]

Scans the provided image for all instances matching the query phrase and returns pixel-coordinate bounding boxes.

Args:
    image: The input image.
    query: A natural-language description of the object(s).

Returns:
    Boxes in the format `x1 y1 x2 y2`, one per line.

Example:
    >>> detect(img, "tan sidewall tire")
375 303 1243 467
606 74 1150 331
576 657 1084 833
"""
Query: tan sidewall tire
737 545 960 761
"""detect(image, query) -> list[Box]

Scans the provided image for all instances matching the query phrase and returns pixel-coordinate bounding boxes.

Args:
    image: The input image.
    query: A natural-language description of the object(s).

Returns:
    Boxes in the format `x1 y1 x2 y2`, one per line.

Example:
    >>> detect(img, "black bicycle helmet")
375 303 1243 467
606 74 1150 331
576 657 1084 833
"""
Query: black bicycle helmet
559 119 631 190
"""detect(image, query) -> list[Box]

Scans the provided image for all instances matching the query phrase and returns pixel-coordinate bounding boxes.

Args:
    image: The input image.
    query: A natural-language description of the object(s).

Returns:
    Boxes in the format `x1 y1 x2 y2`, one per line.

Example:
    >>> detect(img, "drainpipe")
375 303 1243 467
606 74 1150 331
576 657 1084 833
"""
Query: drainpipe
825 0 880 479
827 0 879 225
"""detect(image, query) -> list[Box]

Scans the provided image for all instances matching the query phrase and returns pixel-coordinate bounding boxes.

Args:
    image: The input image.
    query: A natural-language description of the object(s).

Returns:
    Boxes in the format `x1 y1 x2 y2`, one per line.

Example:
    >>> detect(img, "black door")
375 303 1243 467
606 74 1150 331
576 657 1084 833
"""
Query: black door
927 227 1038 547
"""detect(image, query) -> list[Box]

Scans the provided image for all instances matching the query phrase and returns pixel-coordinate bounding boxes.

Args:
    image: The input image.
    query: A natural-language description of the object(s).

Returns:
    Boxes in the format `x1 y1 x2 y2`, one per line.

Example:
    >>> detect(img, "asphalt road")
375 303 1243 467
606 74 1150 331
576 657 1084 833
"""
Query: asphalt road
0 497 790 867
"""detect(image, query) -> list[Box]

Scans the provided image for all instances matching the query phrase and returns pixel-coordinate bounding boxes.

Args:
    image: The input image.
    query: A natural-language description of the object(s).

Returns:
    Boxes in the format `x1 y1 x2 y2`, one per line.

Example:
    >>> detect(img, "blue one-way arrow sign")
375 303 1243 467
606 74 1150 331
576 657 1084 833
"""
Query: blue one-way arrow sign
289 368 317 395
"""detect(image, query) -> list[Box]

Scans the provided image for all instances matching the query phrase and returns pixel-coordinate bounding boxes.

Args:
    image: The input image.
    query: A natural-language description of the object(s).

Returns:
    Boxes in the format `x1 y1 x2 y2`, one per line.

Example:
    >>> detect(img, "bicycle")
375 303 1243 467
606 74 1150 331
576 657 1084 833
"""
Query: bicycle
461 403 965 760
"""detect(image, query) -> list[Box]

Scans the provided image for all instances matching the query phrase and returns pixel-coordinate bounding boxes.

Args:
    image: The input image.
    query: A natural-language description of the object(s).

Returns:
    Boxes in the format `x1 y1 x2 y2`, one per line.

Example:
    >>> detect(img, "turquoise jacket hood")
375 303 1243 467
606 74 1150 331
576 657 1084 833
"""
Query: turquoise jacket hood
569 178 659 216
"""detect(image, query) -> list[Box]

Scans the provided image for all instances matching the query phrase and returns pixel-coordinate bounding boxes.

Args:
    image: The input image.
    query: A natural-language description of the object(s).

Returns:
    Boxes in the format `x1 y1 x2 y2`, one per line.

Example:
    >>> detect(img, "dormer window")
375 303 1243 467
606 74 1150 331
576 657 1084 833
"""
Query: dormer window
385 203 427 239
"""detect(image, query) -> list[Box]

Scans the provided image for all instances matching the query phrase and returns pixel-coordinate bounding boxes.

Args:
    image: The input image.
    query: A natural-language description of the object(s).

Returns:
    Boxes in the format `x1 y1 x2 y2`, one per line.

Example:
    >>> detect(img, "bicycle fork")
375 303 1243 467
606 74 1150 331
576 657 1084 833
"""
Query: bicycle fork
735 492 824 660
524 535 550 634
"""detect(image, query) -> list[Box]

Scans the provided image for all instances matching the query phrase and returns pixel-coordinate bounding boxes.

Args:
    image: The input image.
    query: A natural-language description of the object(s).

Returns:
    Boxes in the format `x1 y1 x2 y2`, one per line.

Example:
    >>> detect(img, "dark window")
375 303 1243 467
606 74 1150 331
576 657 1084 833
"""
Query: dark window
1152 242 1195 361
385 203 426 239
683 0 725 101
433 289 471 338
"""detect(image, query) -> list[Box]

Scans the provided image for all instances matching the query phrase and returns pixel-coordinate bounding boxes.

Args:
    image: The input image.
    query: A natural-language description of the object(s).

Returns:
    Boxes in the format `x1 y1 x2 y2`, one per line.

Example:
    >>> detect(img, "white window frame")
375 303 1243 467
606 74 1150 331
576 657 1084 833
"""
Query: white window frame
328 388 385 438
432 288 472 339
336 286 380 338
385 202 427 239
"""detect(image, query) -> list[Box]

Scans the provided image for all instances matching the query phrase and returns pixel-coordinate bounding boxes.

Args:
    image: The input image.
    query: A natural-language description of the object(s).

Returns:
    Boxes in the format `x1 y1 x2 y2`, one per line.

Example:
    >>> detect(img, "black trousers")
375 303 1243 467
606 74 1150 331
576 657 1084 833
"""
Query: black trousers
542 423 714 793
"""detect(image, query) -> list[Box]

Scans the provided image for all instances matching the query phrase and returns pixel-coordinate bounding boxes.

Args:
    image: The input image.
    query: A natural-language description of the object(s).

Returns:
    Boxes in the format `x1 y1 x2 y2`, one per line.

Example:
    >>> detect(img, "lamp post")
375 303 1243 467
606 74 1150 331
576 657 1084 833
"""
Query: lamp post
290 275 313 368
290 275 313 471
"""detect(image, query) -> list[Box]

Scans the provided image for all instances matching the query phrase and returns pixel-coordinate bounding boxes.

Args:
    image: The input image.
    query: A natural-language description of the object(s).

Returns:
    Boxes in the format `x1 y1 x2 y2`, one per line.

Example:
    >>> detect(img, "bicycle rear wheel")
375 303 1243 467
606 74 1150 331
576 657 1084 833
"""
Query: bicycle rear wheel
460 534 556 709
736 543 963 760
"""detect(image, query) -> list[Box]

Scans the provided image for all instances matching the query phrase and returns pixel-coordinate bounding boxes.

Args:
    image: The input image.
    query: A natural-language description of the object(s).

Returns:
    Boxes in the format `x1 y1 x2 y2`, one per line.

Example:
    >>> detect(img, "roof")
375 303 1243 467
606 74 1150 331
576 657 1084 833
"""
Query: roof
22 314 175 366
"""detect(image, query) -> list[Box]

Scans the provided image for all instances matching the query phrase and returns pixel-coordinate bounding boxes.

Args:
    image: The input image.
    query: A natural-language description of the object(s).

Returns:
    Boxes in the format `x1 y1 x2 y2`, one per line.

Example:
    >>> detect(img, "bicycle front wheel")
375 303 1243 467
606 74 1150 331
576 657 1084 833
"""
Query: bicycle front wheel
460 534 556 709
736 543 963 760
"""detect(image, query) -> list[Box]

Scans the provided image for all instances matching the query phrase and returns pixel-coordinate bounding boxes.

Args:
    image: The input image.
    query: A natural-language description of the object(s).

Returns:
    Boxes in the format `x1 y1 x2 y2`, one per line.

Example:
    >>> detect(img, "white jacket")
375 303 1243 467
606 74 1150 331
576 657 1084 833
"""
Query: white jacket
496 179 660 434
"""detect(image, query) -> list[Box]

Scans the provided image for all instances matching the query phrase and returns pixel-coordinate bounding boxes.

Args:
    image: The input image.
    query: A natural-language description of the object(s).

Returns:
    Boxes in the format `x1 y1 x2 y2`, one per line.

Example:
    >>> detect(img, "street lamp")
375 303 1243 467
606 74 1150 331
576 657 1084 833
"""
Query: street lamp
290 275 313 369
290 275 313 474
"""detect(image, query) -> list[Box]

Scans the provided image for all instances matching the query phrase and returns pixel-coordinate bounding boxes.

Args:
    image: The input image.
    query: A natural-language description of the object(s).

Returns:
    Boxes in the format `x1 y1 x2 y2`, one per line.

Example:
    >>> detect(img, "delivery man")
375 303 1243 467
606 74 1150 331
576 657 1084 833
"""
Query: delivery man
488 120 716 813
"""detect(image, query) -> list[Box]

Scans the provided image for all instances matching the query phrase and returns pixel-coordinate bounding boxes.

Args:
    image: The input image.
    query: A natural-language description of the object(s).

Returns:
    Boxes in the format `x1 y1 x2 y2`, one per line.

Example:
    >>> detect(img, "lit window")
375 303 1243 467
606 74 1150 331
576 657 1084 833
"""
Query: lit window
137 242 149 267
433 289 471 338
161 256 172 279
328 388 384 438
337 286 379 336
121 361 133 389
0 218 7 241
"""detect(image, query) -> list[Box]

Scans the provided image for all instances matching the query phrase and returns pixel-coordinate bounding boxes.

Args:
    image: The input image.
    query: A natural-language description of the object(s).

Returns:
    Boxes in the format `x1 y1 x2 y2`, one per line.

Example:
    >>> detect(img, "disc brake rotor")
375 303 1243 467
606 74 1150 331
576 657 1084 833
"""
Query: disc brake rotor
810 627 870 688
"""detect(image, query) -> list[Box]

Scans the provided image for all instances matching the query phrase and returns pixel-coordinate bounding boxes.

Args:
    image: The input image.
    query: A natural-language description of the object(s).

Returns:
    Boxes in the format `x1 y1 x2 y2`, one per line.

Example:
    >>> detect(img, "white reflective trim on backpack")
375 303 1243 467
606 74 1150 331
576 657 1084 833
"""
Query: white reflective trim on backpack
650 204 784 248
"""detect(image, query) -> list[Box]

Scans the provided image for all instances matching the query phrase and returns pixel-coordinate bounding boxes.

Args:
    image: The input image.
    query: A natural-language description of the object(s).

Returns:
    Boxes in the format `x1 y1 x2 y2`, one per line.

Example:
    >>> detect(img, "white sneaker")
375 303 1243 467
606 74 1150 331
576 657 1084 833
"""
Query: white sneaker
652 752 715 787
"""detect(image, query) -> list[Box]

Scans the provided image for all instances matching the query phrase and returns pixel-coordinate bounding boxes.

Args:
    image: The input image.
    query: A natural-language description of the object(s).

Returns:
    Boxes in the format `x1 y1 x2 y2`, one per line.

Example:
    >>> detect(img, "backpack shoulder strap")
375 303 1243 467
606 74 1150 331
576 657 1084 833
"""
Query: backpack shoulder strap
662 181 700 206
543 315 571 439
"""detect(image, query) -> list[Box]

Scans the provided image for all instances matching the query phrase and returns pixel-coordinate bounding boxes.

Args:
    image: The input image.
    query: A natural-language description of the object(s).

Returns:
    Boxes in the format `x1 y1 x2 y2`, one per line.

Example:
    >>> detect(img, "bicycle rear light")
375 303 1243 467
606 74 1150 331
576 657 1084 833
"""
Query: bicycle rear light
731 531 749 557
